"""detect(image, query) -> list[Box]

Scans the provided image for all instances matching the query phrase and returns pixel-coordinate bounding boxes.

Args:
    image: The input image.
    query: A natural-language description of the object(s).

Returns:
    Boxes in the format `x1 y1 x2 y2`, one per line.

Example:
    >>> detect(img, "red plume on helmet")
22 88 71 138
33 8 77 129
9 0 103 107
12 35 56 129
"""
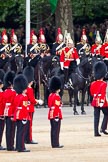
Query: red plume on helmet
10 29 17 43
81 28 87 42
38 28 46 43
56 27 63 43
1 29 8 43
30 29 37 44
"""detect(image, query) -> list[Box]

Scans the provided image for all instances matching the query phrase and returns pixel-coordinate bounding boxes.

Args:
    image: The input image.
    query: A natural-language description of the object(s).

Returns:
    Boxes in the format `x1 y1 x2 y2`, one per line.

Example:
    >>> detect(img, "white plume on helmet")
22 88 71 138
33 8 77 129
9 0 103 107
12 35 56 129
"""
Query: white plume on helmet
95 30 102 44
104 29 108 42
66 33 74 45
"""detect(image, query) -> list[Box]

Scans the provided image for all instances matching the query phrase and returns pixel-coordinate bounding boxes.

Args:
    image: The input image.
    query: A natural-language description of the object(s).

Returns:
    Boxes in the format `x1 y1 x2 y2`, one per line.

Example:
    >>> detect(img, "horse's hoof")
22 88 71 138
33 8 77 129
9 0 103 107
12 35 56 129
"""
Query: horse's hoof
77 102 80 106
36 105 40 108
69 103 72 107
44 105 48 108
74 111 79 115
81 111 86 115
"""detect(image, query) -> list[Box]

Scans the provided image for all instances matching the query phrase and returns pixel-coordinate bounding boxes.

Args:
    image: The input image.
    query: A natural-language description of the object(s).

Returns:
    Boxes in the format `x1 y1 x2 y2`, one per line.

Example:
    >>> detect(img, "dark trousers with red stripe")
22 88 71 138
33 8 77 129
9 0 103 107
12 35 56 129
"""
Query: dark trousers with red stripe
16 120 28 151
94 107 108 135
0 118 5 146
50 119 61 147
5 117 16 150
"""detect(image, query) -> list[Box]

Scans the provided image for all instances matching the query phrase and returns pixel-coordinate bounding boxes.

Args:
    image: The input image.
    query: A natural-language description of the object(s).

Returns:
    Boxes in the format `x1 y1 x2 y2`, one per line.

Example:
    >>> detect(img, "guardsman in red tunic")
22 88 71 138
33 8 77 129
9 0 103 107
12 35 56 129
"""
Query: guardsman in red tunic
60 35 80 89
90 61 108 136
48 76 63 148
3 71 16 151
91 30 102 56
13 74 30 152
0 69 6 150
23 66 43 144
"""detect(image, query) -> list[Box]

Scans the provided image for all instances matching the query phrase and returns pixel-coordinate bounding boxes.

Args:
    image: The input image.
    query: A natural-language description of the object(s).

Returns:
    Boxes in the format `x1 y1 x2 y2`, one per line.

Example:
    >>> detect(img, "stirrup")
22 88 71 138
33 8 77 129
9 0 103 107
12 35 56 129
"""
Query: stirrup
64 83 69 89
67 79 74 89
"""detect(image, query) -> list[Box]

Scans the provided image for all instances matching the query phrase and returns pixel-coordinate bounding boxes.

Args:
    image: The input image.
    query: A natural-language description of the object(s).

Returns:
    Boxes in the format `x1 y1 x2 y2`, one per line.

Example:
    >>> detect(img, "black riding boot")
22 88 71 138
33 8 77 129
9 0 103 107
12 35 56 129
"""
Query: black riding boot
64 68 69 89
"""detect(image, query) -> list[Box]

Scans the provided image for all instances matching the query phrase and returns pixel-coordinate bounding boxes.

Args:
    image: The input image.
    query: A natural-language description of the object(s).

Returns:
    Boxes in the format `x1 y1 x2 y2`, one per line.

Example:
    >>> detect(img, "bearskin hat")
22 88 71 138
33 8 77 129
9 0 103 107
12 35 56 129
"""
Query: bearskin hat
13 74 28 94
4 71 15 88
49 76 61 92
23 66 34 83
0 69 5 84
94 61 107 80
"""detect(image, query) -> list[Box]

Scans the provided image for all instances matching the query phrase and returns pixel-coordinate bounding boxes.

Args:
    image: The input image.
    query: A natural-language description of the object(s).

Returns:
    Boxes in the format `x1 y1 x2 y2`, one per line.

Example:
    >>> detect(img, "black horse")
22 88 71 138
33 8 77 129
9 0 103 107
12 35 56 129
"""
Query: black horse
68 56 94 115
14 54 24 73
0 53 24 74
34 55 60 107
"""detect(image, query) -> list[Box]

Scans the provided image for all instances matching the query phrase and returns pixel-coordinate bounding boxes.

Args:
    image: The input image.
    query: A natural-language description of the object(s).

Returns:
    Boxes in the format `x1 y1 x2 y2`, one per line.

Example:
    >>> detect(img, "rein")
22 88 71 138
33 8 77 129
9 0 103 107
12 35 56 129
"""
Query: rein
77 66 90 80
38 60 49 87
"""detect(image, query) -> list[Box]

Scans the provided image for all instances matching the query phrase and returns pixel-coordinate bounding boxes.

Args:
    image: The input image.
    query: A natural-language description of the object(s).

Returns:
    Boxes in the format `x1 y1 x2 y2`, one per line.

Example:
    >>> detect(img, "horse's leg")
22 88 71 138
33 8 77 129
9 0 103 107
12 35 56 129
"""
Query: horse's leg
68 88 73 107
81 89 86 115
43 85 49 108
86 86 90 106
73 90 79 115
59 89 64 101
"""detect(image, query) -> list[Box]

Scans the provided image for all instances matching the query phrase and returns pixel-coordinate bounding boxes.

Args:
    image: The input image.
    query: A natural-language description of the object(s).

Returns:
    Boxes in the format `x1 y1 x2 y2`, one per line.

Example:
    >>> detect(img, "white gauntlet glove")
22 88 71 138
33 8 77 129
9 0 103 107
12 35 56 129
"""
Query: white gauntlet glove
60 62 64 70
54 117 59 122
38 99 43 105
99 102 104 107
76 58 80 65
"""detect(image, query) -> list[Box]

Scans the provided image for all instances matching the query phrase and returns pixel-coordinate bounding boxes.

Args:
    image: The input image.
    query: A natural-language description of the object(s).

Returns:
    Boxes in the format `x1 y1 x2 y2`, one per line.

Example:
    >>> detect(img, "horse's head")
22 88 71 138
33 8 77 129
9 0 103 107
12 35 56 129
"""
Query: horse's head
51 55 60 68
78 55 93 77
15 54 24 74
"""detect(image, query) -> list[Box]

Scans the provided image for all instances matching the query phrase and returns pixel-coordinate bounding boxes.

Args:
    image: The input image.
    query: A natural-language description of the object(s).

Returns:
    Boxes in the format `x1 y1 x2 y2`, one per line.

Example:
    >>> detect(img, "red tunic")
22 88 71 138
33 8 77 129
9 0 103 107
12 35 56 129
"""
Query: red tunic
14 94 29 120
48 93 63 120
26 87 37 112
90 80 108 107
100 42 108 58
91 44 102 56
0 90 5 116
3 88 16 117
60 47 79 68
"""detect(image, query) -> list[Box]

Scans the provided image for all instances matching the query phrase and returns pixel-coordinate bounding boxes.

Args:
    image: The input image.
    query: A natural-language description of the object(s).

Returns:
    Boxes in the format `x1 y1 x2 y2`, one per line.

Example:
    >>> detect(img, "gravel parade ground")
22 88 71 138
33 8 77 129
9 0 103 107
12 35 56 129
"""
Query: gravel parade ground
1 105 108 162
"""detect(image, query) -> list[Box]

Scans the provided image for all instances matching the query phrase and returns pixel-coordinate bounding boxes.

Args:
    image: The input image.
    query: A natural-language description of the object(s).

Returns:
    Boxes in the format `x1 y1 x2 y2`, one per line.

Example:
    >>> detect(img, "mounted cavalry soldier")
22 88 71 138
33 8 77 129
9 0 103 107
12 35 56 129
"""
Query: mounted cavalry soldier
91 30 102 57
60 34 80 89
51 28 66 56
38 28 50 57
76 28 91 58
9 29 23 72
26 30 41 67
0 29 10 69
9 29 23 57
